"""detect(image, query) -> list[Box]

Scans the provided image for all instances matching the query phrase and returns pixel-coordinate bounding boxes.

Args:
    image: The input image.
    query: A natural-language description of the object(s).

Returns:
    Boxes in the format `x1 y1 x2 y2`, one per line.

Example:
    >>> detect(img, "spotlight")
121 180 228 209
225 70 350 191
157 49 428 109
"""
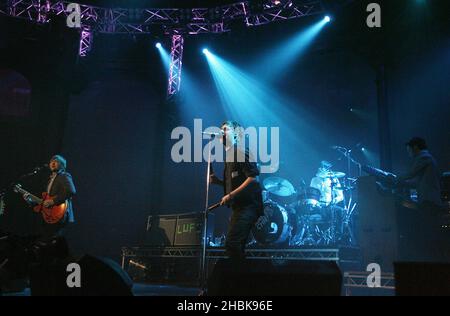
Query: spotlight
324 16 331 23
350 108 353 112
155 42 162 49
361 147 366 152
202 48 209 55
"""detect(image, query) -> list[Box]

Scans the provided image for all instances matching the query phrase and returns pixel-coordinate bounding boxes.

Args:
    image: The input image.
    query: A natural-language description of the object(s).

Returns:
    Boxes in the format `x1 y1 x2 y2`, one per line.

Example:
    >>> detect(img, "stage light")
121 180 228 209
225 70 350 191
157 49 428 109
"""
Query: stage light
324 16 331 23
203 50 326 173
350 108 353 112
156 43 171 71
251 15 330 80
202 48 209 55
361 147 366 152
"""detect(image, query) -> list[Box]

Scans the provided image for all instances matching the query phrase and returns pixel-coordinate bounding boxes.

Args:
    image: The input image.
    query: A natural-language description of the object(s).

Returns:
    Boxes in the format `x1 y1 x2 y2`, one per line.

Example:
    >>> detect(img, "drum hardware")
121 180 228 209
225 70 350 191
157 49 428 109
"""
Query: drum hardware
253 165 358 247
338 198 357 246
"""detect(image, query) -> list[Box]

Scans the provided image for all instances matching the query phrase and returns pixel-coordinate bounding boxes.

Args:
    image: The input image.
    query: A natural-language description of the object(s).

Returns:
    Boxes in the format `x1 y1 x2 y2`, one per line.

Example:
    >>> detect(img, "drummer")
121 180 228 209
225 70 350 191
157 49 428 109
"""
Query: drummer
310 161 344 206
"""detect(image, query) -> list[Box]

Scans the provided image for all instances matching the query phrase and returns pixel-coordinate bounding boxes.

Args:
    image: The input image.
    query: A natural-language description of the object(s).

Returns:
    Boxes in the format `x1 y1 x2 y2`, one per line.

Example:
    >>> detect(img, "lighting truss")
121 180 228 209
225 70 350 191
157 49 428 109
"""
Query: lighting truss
2 0 325 95
4 0 324 35
167 34 184 97
78 24 92 57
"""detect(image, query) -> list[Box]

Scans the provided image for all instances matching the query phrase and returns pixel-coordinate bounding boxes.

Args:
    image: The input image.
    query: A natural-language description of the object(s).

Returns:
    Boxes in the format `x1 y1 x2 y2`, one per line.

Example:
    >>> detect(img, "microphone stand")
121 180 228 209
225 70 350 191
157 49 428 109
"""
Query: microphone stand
199 134 215 293
1 166 45 195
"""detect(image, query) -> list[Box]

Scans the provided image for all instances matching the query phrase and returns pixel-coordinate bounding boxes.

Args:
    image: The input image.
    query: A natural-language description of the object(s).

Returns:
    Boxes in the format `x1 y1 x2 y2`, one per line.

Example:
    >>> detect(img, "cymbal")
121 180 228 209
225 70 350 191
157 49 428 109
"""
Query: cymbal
263 177 295 197
316 171 346 178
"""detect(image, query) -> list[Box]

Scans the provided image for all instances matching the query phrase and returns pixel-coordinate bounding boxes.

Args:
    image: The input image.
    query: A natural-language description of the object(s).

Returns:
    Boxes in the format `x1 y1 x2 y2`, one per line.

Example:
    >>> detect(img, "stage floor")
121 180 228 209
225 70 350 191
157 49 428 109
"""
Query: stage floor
3 281 395 296
2 283 200 296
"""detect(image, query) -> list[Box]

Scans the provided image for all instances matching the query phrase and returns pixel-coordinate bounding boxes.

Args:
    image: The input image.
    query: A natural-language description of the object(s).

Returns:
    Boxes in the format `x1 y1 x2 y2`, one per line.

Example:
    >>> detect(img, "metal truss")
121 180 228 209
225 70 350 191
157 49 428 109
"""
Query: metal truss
343 271 395 295
244 1 324 27
241 248 339 260
4 0 324 35
78 24 92 57
167 34 184 96
120 246 346 268
3 0 324 92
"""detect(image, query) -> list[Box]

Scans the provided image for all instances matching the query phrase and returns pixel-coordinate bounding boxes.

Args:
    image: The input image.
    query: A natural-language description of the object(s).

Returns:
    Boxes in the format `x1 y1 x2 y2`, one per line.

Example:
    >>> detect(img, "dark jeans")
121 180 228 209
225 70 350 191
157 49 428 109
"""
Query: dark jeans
225 205 259 259
416 201 447 262
39 218 67 242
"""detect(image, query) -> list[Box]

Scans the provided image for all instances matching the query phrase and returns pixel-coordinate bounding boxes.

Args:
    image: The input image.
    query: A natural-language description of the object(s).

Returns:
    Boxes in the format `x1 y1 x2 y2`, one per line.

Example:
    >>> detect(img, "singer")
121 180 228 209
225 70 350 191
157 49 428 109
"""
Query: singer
23 155 76 240
210 121 263 259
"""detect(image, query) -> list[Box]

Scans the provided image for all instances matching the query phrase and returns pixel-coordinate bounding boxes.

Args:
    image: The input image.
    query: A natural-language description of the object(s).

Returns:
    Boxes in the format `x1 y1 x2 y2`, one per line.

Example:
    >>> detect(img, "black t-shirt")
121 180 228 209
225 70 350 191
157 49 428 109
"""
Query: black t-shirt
223 146 263 213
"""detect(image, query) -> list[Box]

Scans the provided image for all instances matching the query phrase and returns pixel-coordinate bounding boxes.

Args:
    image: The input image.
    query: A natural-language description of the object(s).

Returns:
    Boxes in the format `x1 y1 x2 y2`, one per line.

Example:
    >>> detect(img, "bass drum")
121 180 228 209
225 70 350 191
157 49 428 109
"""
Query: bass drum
252 201 295 245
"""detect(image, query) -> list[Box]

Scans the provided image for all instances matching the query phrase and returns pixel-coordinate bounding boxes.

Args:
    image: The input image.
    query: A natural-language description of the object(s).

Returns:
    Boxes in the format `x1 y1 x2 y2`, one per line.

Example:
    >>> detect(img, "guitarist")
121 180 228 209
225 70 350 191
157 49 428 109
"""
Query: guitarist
23 155 76 240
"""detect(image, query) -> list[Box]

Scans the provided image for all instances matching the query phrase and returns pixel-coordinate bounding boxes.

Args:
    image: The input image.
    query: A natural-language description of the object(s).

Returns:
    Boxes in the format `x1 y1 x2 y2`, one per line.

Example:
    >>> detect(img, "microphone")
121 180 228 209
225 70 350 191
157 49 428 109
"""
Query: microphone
20 164 49 178
202 131 223 137
33 164 49 172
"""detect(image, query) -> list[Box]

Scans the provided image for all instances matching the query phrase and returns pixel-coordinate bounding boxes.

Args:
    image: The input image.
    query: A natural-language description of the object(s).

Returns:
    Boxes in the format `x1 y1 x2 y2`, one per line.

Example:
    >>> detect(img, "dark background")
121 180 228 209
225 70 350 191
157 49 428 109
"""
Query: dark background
1 0 449 261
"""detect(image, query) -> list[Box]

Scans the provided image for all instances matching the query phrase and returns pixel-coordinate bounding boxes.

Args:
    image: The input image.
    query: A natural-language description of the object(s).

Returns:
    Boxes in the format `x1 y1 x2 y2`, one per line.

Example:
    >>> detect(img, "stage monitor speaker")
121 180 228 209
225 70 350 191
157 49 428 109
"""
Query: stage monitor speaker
30 255 133 296
394 262 450 296
207 259 342 296
357 176 398 272
145 213 215 247
145 214 177 246
174 213 215 246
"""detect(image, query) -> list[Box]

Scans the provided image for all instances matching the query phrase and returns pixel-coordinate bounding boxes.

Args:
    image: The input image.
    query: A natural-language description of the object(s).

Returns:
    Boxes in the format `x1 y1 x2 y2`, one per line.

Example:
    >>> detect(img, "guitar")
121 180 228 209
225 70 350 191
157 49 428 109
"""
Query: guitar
13 184 67 224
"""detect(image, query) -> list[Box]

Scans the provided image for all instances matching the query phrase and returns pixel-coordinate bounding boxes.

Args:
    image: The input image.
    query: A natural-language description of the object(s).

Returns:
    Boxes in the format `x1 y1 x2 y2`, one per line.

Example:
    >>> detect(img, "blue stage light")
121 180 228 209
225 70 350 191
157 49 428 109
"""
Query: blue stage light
324 16 331 23
156 42 162 49
202 48 209 55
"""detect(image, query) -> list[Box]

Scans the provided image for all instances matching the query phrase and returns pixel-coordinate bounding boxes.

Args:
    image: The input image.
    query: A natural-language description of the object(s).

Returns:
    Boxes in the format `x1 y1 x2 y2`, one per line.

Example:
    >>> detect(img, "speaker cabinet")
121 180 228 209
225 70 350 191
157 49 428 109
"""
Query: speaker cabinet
357 176 398 271
395 262 450 296
207 259 342 296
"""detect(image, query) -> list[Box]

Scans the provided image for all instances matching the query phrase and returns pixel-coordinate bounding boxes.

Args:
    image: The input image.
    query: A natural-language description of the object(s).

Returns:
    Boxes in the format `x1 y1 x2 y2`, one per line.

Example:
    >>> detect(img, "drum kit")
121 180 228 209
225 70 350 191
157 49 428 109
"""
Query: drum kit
252 172 357 247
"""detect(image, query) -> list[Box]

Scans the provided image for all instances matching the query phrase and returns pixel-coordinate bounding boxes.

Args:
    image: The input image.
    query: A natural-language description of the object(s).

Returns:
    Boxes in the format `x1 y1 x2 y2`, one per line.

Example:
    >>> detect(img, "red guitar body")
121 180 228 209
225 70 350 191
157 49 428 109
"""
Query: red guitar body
33 192 67 224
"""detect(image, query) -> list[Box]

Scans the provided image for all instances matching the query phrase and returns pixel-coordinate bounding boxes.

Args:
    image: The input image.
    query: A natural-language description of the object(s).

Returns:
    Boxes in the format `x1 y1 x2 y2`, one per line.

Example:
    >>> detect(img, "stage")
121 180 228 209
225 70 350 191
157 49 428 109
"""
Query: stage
1 0 449 297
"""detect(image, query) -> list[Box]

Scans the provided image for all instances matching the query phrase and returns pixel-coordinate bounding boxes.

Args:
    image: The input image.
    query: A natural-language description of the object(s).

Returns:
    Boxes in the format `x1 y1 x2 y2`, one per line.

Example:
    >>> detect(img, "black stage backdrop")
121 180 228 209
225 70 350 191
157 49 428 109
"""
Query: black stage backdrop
1 1 449 261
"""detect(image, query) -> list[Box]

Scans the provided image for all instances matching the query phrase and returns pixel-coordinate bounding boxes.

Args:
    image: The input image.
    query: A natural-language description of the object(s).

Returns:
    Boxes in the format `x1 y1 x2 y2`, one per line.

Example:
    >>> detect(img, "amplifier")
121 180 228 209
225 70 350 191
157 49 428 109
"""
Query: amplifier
145 214 177 246
174 213 215 246
145 212 215 247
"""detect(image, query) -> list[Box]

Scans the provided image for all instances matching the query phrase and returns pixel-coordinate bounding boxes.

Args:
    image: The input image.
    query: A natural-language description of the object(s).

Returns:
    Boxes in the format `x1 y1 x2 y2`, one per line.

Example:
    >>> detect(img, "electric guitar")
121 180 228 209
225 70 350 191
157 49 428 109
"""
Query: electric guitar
13 184 67 224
